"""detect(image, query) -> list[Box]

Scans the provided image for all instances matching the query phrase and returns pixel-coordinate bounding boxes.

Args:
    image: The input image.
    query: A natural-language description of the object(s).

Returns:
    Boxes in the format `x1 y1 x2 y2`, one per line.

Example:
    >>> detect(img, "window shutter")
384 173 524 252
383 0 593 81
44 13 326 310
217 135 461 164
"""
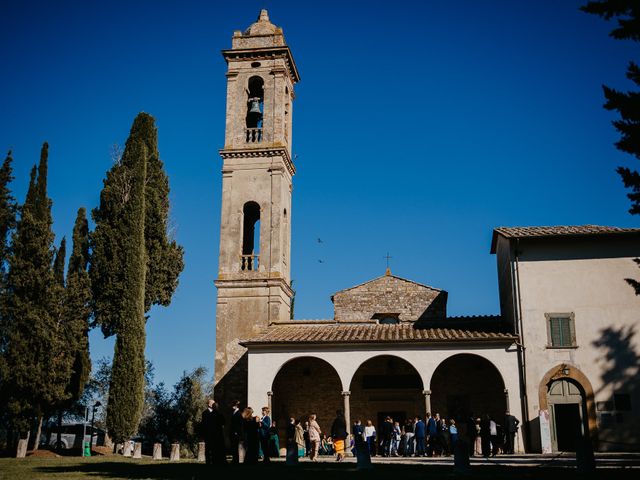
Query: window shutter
549 317 572 347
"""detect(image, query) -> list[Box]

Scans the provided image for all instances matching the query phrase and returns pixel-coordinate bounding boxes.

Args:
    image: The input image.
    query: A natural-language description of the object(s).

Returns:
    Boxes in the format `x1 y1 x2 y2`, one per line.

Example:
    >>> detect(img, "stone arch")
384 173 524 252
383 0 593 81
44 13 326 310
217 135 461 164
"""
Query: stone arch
348 354 424 430
430 353 506 422
271 356 342 436
538 364 598 445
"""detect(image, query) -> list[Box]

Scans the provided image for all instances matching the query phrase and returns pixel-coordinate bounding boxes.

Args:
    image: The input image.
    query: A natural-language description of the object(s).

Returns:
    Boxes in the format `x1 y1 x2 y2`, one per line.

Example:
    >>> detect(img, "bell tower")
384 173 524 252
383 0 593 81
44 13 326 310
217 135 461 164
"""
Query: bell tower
214 10 299 405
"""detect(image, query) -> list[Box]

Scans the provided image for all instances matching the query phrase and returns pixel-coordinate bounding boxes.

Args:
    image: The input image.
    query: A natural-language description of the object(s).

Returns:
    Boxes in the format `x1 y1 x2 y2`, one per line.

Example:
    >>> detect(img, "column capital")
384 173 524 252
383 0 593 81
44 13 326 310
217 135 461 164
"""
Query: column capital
422 390 432 396
341 391 351 397
267 391 273 397
503 388 509 395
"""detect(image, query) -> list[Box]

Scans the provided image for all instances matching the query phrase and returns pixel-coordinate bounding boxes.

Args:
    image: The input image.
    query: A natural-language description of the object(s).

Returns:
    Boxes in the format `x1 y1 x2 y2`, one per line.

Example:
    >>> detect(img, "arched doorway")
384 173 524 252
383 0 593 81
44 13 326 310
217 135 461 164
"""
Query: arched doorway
349 355 423 429
271 357 342 435
547 378 587 452
430 354 506 421
538 365 598 452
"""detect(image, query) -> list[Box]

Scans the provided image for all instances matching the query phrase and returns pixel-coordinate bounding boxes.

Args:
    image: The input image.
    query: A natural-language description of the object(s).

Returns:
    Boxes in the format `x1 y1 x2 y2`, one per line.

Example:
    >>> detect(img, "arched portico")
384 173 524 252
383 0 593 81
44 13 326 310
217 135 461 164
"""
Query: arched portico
348 355 424 429
246 344 522 450
430 353 507 422
270 356 342 435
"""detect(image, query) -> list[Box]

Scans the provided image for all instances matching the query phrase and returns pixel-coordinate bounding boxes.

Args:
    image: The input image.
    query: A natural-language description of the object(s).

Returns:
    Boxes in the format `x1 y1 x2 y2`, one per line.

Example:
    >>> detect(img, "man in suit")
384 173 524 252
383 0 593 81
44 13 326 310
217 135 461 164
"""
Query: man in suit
426 412 437 456
201 399 227 465
229 400 242 464
504 411 520 454
414 416 426 457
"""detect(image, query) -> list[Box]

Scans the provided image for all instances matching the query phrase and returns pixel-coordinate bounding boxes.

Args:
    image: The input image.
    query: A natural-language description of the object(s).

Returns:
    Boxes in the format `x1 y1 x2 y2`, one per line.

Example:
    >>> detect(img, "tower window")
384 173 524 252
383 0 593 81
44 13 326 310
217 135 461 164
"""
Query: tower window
246 76 264 128
242 201 260 271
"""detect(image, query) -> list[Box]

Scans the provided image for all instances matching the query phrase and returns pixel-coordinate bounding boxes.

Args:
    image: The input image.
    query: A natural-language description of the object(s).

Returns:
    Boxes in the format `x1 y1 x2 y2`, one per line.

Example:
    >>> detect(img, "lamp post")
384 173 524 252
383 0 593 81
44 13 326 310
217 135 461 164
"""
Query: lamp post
89 401 102 452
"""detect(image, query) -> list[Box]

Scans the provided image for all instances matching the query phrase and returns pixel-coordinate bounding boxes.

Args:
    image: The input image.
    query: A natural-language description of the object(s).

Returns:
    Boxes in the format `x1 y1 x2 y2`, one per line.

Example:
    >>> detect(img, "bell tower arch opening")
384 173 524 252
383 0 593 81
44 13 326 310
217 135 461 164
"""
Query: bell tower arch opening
241 201 260 271
246 76 264 142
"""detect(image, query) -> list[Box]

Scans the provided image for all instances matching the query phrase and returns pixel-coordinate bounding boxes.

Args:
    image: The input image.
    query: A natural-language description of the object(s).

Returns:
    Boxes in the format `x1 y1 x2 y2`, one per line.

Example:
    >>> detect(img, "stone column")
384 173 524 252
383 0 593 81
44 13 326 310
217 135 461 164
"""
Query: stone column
423 390 432 414
267 391 273 412
342 391 351 434
504 388 510 412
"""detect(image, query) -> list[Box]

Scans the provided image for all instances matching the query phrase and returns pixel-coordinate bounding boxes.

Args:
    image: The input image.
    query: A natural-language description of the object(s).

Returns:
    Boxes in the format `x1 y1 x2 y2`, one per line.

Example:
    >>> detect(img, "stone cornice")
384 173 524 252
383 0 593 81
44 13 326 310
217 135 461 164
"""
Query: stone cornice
219 147 295 175
222 46 300 83
215 277 294 296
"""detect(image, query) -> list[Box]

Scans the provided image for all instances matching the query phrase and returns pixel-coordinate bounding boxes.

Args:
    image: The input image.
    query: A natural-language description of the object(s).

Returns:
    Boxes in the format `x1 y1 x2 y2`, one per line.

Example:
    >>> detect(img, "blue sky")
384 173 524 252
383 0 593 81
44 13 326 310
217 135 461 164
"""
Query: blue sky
1 0 637 388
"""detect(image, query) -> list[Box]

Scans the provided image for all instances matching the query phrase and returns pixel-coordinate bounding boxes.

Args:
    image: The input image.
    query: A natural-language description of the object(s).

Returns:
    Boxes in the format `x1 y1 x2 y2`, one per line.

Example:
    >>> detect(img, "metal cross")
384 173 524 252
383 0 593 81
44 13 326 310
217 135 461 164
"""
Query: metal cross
384 252 392 268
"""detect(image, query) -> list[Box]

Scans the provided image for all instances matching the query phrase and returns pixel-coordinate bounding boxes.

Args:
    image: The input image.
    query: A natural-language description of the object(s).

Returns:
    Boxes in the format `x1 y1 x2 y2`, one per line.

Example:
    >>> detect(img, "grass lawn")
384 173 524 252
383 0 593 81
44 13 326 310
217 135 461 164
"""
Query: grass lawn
0 456 638 480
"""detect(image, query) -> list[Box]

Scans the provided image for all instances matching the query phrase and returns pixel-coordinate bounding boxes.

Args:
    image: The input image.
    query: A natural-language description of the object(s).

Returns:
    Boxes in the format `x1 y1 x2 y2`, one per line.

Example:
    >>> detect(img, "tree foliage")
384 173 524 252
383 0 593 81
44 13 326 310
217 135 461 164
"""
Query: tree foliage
63 209 92 404
91 114 184 338
91 113 184 443
139 367 211 457
582 1 640 214
1 143 70 433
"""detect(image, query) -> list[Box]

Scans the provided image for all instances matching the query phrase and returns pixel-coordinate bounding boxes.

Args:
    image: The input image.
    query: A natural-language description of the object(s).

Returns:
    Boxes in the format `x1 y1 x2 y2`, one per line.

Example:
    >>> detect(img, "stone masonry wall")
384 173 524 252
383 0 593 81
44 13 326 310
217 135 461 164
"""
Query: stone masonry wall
333 275 447 322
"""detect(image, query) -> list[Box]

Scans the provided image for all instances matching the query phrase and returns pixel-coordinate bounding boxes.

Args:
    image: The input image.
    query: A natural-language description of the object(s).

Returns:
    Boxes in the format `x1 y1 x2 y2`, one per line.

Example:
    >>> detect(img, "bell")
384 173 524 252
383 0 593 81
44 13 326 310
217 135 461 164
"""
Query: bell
248 98 262 115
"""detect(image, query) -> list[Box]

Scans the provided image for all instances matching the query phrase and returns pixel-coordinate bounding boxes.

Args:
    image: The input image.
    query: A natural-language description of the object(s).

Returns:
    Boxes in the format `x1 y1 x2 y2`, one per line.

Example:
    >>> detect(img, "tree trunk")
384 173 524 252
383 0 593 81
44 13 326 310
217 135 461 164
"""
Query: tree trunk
33 416 42 451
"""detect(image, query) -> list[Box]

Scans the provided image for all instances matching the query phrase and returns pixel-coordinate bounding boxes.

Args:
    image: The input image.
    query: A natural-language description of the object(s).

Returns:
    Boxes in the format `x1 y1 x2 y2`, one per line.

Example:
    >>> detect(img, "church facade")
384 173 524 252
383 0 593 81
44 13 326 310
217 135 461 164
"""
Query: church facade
214 11 640 453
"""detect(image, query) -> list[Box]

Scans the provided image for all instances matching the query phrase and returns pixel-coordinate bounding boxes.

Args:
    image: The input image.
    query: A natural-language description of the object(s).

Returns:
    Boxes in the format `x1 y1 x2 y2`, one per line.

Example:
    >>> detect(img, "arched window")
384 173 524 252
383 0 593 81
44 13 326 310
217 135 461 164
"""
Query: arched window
246 76 264 142
242 201 260 271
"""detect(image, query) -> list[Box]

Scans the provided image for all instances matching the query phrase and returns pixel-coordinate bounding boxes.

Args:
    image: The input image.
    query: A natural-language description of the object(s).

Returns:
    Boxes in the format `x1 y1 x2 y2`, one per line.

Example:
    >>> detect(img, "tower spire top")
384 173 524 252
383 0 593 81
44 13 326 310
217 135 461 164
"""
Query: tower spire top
258 9 270 22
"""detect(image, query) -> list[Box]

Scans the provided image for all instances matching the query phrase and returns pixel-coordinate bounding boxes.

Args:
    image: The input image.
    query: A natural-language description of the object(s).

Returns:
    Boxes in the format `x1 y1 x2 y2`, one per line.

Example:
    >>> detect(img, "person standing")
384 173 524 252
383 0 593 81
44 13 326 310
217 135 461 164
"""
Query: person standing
286 417 298 464
242 407 260 465
391 421 401 456
380 416 393 457
201 399 227 465
330 410 348 462
259 406 272 463
504 411 520 454
414 416 426 457
364 420 376 456
308 414 322 461
489 416 499 457
230 400 242 464
403 418 415 457
480 414 491 458
295 419 306 458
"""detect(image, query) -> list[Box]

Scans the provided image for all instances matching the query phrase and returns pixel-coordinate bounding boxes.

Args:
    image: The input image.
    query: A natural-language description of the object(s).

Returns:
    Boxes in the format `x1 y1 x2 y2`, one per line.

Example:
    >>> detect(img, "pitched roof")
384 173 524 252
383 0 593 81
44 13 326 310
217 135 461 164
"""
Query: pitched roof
240 323 516 347
491 225 640 253
332 273 441 298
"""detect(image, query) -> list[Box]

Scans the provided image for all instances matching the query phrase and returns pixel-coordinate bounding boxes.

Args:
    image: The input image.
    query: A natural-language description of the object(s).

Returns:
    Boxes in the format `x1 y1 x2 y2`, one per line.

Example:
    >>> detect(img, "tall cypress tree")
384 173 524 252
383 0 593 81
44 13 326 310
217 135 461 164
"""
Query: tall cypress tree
53 238 66 287
0 151 17 442
3 144 69 444
64 208 92 403
91 113 182 443
0 151 16 277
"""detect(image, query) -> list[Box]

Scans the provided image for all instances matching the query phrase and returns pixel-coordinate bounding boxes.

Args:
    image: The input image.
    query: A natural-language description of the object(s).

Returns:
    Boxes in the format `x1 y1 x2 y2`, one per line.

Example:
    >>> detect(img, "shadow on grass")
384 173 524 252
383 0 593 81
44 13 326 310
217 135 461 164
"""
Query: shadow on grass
31 460 640 480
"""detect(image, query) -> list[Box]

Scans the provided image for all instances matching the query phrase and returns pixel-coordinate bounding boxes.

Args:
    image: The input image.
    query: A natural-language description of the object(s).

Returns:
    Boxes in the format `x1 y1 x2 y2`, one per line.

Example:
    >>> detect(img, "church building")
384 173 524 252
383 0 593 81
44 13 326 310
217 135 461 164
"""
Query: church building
213 11 640 454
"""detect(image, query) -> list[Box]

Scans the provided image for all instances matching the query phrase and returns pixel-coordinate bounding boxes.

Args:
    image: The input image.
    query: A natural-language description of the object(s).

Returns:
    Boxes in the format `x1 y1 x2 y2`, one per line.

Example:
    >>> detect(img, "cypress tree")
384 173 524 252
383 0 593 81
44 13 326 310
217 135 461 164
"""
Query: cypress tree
0 151 16 276
53 238 66 287
64 208 92 402
2 143 69 444
92 114 156 442
0 151 17 442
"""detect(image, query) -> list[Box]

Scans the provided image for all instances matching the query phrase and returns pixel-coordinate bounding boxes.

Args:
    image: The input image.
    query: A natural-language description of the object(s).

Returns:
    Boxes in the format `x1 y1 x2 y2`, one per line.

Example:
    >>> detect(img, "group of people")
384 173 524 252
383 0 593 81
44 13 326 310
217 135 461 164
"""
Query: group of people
349 411 519 459
200 398 520 465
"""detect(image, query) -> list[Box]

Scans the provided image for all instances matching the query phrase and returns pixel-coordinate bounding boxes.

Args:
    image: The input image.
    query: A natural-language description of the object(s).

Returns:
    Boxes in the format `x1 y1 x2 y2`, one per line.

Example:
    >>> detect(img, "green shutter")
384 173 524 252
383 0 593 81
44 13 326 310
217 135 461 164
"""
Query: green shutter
549 317 572 347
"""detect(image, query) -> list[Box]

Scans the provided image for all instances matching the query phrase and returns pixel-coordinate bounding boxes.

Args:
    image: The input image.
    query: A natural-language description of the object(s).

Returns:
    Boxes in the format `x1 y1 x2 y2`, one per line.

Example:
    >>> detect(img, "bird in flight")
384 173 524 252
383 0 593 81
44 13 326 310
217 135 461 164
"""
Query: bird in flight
318 259 324 263
317 238 323 243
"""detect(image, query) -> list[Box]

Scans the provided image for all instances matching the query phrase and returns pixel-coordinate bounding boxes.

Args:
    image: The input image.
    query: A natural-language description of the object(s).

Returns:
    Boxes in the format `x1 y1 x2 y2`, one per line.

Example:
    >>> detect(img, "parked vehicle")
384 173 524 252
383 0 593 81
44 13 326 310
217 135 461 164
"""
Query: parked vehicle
40 423 105 450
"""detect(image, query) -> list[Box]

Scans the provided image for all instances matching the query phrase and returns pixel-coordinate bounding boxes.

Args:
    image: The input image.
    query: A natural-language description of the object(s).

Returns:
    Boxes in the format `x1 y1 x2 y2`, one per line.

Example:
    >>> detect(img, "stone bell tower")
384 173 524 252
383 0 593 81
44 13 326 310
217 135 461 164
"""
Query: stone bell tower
214 10 299 405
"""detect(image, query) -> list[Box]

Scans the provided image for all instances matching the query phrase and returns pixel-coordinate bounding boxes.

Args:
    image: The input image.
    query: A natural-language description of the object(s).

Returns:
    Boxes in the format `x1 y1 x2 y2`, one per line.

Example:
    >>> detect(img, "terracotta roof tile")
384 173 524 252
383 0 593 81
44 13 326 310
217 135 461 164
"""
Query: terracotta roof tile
490 225 640 253
241 323 517 346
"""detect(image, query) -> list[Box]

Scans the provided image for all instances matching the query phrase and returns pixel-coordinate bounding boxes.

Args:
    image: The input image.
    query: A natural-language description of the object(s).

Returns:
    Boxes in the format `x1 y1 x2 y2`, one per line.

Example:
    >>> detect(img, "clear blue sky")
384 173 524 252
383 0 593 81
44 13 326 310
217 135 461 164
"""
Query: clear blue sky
1 0 637 388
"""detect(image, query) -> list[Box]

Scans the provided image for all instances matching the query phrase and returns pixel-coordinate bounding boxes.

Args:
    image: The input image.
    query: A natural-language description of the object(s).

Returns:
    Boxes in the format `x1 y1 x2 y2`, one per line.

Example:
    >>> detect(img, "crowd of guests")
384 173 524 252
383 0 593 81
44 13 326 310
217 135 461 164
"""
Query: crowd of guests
200 399 520 465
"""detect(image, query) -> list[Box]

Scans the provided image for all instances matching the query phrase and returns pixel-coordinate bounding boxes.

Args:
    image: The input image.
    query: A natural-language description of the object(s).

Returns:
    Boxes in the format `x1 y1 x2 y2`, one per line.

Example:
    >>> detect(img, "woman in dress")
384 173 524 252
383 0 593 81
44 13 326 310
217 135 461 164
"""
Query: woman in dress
308 413 322 461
